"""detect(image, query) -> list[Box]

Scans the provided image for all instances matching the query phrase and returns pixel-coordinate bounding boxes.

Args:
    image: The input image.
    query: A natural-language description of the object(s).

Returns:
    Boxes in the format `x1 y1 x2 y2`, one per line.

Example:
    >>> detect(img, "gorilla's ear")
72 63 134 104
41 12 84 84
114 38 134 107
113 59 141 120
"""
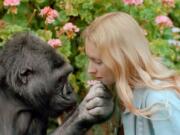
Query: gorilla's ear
19 67 33 85
0 65 6 85
0 50 6 85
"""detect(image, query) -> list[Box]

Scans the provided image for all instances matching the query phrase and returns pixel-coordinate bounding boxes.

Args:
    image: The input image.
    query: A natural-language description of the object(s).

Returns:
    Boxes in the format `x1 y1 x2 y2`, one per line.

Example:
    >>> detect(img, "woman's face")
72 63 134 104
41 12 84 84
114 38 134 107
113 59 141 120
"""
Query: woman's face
85 43 115 86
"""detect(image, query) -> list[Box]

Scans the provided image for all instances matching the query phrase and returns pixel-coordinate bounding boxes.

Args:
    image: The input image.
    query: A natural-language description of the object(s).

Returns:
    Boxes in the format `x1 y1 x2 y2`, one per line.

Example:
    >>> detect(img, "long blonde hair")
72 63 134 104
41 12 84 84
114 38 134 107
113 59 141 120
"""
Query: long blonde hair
82 12 180 116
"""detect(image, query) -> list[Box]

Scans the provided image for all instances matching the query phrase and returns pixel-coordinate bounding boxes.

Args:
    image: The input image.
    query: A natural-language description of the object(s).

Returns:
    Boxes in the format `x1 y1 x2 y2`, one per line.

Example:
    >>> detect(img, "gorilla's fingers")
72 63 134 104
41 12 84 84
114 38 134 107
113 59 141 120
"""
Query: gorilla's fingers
88 107 104 116
88 106 113 117
86 97 104 110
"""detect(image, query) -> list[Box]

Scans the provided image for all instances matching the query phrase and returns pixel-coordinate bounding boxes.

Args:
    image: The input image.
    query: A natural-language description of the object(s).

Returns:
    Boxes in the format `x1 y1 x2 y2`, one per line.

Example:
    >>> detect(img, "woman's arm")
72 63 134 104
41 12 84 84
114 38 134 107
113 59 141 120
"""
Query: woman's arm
145 90 180 135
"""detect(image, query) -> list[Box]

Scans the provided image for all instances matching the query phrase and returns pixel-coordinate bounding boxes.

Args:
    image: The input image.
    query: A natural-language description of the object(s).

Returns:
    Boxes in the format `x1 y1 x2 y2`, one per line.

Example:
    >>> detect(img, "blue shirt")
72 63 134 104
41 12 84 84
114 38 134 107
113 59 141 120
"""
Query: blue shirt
122 86 180 135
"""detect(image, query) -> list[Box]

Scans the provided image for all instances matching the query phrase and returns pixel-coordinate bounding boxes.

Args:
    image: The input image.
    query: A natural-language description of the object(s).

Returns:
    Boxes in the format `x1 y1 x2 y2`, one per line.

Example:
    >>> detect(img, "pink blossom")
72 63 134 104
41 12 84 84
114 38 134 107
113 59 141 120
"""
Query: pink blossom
48 39 62 48
63 22 80 33
155 15 173 27
162 0 175 7
40 6 58 24
123 0 143 5
3 0 20 6
48 9 58 18
46 16 55 24
40 7 50 16
87 80 100 87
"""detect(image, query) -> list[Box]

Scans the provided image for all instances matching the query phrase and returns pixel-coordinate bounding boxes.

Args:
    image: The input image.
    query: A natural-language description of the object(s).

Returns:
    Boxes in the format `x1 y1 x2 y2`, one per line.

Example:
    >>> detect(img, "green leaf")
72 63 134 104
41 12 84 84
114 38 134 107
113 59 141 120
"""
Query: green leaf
76 71 88 85
75 53 87 68
58 35 72 58
68 74 79 93
0 24 28 45
3 3 30 27
162 28 173 39
58 10 69 23
36 29 52 41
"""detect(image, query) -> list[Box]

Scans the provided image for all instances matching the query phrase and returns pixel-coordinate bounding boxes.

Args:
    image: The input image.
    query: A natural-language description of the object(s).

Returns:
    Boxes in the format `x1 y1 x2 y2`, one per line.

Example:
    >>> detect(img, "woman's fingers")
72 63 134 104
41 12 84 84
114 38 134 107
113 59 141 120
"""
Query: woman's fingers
85 84 111 102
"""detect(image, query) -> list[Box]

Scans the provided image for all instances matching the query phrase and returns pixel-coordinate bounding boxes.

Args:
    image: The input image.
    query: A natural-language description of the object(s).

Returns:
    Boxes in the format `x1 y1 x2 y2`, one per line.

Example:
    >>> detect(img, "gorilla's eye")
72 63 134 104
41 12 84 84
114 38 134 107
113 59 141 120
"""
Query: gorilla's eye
20 69 33 76
58 76 67 84
53 60 64 69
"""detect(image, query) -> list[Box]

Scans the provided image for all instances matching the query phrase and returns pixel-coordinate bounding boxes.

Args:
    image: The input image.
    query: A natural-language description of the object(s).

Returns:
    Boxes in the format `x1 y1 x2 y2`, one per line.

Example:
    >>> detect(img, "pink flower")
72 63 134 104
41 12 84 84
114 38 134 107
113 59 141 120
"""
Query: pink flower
40 6 58 24
48 39 62 48
123 0 143 5
46 16 55 24
162 0 175 7
155 15 173 27
87 80 100 87
63 22 80 33
40 6 50 16
3 0 20 6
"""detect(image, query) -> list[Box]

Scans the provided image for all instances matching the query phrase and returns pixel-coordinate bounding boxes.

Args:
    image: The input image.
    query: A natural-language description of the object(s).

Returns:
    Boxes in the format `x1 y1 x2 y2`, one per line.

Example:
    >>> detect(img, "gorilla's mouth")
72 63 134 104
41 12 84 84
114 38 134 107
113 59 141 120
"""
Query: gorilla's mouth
47 74 77 117
64 103 77 114
49 95 77 118
49 81 77 117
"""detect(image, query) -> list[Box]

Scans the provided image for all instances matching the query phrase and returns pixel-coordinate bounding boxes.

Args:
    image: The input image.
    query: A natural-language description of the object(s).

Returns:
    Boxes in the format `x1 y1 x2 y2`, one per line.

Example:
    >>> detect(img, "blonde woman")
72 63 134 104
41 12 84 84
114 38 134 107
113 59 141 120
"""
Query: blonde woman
83 12 180 135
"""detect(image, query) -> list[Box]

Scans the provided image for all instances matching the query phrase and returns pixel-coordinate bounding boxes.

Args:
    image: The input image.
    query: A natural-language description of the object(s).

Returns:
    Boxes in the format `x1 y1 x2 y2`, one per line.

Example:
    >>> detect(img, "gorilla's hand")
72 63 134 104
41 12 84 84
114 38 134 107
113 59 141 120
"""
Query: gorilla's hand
77 82 114 124
51 82 114 135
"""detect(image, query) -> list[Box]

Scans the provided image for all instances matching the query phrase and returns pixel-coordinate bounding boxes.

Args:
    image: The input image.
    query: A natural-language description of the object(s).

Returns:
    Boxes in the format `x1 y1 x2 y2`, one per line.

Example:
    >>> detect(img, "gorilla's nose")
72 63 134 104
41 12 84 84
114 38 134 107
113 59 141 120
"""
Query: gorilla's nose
63 83 72 96
62 83 76 101
63 63 74 76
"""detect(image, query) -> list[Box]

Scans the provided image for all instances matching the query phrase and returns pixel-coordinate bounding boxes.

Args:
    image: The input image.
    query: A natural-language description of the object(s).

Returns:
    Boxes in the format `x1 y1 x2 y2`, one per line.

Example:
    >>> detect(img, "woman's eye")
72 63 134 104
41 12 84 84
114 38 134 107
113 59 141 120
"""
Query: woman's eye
95 60 102 65
88 57 102 65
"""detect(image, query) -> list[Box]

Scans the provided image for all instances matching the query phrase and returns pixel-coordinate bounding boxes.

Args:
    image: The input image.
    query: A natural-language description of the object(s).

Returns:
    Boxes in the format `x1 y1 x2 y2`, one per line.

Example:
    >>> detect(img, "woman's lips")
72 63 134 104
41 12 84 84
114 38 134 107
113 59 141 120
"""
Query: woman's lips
95 77 102 80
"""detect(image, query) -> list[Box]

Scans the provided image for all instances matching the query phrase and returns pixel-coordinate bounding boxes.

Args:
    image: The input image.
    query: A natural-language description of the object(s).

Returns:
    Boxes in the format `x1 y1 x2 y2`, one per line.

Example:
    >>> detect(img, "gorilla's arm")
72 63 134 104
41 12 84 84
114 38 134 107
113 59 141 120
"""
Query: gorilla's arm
51 83 114 135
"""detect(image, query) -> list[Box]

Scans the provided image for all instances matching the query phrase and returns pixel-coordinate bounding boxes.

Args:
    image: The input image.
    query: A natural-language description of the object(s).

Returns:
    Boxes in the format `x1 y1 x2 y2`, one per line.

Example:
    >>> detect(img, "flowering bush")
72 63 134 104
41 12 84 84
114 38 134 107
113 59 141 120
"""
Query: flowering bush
40 6 59 24
3 0 20 6
0 0 180 134
123 0 143 5
155 15 173 27
3 0 20 14
162 0 175 7
62 22 79 39
48 39 62 48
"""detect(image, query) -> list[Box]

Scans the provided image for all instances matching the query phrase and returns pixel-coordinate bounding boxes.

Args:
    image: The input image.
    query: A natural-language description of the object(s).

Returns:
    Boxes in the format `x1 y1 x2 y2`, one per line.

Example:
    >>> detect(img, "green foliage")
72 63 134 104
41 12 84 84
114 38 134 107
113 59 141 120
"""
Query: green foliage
0 24 28 46
170 1 180 27
150 39 179 70
0 0 180 134
59 35 72 58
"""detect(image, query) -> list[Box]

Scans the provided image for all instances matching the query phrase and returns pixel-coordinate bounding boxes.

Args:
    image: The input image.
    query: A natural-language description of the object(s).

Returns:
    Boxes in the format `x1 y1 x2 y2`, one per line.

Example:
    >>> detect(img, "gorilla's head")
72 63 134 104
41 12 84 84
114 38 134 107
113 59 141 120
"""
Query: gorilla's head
0 32 76 117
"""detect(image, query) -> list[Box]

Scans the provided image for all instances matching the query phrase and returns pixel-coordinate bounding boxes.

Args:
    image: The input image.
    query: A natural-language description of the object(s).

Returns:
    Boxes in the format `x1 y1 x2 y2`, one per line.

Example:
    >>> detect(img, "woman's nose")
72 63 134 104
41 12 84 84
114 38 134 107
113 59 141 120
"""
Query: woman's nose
88 62 97 74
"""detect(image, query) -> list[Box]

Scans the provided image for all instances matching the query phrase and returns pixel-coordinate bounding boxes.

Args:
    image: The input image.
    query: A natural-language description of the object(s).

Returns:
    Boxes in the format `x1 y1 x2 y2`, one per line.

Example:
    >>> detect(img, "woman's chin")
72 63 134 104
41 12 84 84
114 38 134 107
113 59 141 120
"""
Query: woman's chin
101 81 112 86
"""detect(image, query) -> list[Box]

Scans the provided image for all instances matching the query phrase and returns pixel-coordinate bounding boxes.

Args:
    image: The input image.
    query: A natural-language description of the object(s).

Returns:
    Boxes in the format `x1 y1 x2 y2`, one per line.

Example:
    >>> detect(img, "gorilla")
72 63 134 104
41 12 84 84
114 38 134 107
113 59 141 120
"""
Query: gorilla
0 32 114 135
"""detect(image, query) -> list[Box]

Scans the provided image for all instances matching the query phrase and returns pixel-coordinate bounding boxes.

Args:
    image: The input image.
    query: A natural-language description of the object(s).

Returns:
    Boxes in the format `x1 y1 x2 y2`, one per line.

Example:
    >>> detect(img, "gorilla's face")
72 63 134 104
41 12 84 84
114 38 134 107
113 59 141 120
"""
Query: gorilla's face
1 33 76 117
